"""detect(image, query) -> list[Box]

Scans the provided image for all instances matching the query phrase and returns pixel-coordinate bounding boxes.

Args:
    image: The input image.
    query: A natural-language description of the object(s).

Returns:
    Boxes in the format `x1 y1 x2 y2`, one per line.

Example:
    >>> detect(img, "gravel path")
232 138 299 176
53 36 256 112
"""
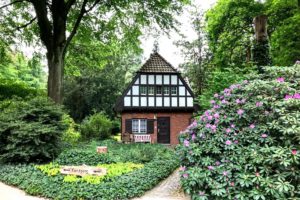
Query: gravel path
0 182 45 200
133 169 190 200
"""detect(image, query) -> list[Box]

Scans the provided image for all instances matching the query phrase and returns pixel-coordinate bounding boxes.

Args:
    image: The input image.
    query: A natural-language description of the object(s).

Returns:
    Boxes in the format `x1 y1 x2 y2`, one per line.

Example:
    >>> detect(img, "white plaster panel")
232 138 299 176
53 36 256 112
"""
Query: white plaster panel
187 90 191 96
171 75 177 85
156 75 162 84
127 89 131 95
141 75 147 84
134 78 139 85
148 97 154 106
132 86 139 95
179 79 183 85
179 97 185 107
187 97 193 107
163 75 170 84
141 97 147 106
164 97 170 107
172 97 178 107
156 97 162 107
124 97 131 106
148 75 154 84
179 86 185 96
132 97 139 106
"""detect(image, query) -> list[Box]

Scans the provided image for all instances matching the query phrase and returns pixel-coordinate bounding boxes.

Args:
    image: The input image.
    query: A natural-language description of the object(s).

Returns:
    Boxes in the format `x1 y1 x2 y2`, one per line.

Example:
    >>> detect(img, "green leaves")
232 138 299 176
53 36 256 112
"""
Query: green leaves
177 65 300 199
0 97 66 163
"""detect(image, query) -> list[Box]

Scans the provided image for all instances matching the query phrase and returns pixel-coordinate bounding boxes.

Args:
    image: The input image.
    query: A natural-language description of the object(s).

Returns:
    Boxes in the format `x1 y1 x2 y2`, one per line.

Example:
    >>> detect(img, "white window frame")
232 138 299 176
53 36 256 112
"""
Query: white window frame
156 86 162 95
171 86 177 95
140 86 147 95
163 87 169 95
132 119 147 134
148 86 155 95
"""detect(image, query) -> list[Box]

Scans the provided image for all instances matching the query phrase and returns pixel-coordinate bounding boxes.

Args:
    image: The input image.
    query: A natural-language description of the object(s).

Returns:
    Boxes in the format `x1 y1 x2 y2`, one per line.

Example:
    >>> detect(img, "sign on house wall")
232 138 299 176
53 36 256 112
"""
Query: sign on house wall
60 165 107 176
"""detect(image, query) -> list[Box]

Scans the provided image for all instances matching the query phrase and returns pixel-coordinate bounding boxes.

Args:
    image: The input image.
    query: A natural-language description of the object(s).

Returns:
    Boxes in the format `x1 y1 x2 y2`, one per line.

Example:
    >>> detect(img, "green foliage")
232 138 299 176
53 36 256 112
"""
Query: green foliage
81 113 113 140
56 140 176 165
177 65 300 199
206 0 300 67
199 67 254 110
61 114 81 146
0 78 42 100
252 39 272 70
0 97 67 163
0 141 179 199
0 48 46 90
36 162 144 184
206 0 263 67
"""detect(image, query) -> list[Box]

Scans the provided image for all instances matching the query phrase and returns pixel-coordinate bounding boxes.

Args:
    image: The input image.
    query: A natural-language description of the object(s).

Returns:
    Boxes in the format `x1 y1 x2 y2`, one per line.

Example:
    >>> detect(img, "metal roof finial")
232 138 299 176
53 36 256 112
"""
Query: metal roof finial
153 40 159 53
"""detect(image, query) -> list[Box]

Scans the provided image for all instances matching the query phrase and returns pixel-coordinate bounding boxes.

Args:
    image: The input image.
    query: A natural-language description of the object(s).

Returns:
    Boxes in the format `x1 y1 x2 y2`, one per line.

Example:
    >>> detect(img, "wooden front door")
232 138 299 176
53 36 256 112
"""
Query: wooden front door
157 117 170 144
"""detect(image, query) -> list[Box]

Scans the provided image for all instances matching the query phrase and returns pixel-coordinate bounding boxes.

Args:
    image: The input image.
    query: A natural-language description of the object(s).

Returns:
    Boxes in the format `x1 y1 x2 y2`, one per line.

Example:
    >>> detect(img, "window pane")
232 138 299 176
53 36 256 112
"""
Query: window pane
163 87 169 95
148 86 154 95
171 86 177 95
140 86 147 95
132 119 139 133
140 119 147 133
156 86 162 95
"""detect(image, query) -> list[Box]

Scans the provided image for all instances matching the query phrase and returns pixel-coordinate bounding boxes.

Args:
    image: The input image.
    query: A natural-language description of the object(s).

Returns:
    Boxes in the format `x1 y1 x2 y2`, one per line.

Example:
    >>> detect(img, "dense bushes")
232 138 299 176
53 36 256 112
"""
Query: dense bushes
56 140 175 165
0 140 179 199
81 112 113 140
177 65 300 199
0 97 67 163
0 78 43 100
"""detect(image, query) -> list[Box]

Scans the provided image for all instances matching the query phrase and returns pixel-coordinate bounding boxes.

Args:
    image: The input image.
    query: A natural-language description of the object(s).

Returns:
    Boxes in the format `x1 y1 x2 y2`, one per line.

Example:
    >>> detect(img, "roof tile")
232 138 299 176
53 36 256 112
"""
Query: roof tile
138 52 177 73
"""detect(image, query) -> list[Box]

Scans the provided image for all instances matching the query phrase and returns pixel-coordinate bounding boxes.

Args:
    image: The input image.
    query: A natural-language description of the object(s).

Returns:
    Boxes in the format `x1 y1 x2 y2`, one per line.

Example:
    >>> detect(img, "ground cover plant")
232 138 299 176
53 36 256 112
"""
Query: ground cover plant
0 140 179 199
177 65 300 199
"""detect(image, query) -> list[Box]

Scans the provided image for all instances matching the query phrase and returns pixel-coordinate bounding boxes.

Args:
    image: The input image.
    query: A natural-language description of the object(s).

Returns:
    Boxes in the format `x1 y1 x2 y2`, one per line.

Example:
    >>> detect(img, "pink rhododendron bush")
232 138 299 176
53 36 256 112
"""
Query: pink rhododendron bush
177 65 300 200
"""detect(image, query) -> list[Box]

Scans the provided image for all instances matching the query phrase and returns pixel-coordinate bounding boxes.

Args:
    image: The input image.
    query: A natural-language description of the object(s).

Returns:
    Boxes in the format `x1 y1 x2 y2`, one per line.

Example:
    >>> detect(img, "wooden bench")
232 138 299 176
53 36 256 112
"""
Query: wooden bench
133 134 151 143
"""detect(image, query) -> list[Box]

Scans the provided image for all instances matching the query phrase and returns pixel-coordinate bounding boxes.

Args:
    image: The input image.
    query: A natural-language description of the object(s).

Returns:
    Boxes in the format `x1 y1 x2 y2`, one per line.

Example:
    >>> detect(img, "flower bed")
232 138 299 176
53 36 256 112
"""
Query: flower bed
0 140 179 199
177 65 300 199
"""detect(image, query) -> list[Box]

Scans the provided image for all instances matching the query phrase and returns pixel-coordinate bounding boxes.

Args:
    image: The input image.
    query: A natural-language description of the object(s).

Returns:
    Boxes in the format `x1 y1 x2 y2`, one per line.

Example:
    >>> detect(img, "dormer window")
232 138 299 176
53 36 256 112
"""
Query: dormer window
171 86 177 95
156 86 162 95
140 86 147 95
148 86 155 95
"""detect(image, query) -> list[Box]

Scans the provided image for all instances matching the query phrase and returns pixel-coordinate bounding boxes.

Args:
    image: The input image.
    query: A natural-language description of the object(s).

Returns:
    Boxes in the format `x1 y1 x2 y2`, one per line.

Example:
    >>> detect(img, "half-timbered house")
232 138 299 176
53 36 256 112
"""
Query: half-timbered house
115 52 195 145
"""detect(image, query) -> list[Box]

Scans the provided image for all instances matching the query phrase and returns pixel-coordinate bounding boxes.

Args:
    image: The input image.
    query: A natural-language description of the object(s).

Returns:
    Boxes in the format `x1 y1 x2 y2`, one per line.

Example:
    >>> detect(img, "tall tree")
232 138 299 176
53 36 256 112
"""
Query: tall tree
176 9 212 96
206 0 299 67
252 14 271 72
0 0 188 103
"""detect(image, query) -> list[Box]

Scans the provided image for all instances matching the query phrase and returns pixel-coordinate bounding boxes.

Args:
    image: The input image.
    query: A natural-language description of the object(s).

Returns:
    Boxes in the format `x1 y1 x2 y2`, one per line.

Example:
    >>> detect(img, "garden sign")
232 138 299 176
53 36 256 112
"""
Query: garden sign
60 165 107 177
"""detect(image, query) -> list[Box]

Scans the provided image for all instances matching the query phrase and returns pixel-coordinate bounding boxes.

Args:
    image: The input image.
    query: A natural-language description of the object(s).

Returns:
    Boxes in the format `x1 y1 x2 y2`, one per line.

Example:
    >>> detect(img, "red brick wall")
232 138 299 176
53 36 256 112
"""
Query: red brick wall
121 112 193 145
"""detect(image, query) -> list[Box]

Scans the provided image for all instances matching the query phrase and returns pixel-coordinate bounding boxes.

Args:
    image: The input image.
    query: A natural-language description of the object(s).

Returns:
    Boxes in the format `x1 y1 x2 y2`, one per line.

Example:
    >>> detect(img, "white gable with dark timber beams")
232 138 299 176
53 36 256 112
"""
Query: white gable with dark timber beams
115 52 194 112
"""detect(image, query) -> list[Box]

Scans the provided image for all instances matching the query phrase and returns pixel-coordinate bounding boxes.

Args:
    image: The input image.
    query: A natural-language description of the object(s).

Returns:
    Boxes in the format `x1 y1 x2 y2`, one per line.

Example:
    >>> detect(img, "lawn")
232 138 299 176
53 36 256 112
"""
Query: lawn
0 140 179 200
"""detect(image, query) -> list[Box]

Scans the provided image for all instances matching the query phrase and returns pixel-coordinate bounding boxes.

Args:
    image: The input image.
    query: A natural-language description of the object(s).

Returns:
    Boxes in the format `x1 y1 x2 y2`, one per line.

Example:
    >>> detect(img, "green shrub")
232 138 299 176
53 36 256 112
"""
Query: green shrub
61 114 81 146
199 67 254 111
56 140 175 165
0 78 43 100
81 113 113 140
0 97 67 163
177 65 300 199
0 141 179 199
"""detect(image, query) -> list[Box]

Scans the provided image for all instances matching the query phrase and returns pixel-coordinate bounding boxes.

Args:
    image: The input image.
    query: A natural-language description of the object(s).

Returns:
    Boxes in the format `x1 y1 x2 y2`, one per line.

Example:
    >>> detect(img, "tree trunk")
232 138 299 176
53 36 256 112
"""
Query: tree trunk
253 15 268 42
47 47 64 104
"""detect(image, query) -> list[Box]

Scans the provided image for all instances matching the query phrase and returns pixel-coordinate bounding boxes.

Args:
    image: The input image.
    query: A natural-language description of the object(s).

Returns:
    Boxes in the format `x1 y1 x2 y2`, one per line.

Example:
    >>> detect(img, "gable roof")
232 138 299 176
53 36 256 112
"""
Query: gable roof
138 52 178 73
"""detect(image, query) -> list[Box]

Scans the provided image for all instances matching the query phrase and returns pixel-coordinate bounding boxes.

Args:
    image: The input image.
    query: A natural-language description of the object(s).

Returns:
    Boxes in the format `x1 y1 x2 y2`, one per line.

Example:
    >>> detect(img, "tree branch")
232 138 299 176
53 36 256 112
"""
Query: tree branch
66 0 76 12
16 17 36 31
64 0 88 54
64 0 101 54
31 0 53 52
0 0 27 10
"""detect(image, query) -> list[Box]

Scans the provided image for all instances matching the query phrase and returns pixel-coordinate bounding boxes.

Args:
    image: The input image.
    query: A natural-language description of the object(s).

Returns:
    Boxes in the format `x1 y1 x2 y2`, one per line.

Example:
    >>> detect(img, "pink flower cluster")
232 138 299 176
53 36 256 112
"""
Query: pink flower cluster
276 77 285 83
285 93 300 100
